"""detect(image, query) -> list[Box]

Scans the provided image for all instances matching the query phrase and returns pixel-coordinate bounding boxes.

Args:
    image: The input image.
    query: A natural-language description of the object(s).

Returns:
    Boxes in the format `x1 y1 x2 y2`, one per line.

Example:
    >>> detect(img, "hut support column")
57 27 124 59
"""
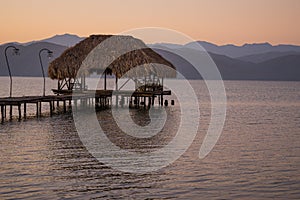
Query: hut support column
58 80 61 91
104 71 107 90
115 76 118 107
161 77 164 106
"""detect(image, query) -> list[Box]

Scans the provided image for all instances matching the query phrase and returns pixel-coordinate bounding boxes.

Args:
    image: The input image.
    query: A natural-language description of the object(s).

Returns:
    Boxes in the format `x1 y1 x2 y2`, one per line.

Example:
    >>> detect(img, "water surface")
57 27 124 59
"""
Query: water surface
0 77 299 199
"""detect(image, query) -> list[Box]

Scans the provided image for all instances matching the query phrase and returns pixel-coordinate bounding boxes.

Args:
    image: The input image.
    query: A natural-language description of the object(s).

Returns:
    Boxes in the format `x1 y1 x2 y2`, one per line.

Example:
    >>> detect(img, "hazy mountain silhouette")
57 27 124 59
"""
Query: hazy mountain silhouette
0 34 300 80
10 33 84 47
152 46 300 81
41 33 84 47
237 51 300 63
185 41 300 58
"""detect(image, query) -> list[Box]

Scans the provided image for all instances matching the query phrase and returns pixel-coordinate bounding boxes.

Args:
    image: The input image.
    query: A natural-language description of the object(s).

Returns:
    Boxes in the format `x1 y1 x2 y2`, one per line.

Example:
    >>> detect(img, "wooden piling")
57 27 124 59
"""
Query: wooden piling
63 100 66 113
49 101 53 117
18 104 21 121
36 102 39 117
9 105 12 120
1 105 4 123
24 103 27 119
39 102 42 115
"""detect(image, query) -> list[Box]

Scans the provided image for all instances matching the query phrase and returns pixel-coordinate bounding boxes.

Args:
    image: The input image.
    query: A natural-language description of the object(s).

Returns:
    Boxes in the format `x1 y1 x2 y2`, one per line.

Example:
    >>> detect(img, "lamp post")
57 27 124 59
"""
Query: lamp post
5 45 20 97
39 48 53 96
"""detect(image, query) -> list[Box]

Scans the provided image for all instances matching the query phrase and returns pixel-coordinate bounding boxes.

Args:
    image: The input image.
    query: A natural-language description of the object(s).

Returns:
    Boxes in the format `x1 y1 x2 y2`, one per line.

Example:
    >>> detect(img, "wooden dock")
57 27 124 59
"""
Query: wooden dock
0 89 171 123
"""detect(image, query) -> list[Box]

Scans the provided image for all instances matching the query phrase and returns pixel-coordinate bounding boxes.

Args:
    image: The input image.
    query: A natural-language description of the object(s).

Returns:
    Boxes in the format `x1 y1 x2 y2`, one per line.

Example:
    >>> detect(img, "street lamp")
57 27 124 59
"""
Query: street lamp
5 45 20 97
39 48 53 96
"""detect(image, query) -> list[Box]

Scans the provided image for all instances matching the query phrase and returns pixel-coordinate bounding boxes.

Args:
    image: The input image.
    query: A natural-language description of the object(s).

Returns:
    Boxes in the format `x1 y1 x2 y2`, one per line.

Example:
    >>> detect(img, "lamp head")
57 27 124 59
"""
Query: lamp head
13 48 20 55
47 50 53 59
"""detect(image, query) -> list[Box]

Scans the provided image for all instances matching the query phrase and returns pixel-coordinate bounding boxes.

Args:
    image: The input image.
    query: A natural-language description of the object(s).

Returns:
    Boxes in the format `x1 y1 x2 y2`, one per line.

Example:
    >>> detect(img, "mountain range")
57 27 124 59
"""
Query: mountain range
0 33 300 81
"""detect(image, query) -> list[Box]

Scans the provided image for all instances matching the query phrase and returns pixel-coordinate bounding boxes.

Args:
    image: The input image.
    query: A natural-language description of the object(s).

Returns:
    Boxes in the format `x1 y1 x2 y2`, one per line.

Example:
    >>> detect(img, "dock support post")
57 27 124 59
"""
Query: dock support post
39 102 42 115
18 104 21 121
9 105 12 120
148 97 151 108
49 101 53 117
152 96 155 106
63 100 66 113
36 102 39 117
4 105 6 118
1 105 4 123
24 103 27 119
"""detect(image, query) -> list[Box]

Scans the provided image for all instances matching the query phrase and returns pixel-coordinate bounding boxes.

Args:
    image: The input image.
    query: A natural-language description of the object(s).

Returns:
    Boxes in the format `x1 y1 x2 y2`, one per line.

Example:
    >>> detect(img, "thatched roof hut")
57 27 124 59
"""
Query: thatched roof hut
48 35 176 80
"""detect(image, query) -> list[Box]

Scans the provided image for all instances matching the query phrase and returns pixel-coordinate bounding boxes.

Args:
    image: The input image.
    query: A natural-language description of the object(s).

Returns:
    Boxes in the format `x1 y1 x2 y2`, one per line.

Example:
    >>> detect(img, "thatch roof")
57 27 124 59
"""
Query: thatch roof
48 35 176 80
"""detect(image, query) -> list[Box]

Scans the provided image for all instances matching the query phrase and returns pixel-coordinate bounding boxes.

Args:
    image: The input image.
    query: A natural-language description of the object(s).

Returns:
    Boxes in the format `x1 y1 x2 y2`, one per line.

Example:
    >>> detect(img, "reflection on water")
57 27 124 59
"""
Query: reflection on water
0 78 300 199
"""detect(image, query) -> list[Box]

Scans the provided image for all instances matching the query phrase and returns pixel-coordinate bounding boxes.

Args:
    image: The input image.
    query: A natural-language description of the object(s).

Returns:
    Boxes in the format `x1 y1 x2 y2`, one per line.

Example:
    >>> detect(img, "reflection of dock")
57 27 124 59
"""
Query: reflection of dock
0 89 171 123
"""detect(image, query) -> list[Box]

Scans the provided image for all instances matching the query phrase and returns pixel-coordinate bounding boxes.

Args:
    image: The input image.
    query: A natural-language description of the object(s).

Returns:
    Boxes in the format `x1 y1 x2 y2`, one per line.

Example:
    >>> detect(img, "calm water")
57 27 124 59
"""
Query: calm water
0 77 299 199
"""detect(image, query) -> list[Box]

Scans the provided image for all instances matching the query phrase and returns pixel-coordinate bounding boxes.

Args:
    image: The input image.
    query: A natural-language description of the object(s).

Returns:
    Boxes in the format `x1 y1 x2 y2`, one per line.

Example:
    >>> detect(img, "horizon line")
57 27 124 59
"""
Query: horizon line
1 33 300 47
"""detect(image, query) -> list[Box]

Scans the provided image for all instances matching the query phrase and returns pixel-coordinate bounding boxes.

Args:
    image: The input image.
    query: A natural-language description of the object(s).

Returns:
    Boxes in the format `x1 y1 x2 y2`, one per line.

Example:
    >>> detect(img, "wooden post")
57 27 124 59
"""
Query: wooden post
4 105 6 118
58 80 61 91
63 100 66 113
1 105 3 122
83 75 86 90
24 103 27 119
18 104 21 121
104 71 107 90
49 101 53 117
152 96 155 106
52 101 55 111
115 76 118 107
39 102 42 115
9 105 12 120
148 97 151 108
36 102 39 117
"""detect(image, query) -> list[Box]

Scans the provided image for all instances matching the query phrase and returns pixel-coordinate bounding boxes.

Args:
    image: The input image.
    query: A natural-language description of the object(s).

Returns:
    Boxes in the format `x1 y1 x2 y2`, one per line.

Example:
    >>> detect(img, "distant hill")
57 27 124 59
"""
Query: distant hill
40 33 84 47
237 51 300 63
0 34 300 81
184 41 300 58
152 41 300 58
152 46 300 81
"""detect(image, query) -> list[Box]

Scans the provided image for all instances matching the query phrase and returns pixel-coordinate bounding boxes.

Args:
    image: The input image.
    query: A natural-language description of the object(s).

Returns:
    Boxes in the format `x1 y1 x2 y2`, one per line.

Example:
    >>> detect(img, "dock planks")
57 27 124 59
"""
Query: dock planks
0 89 171 123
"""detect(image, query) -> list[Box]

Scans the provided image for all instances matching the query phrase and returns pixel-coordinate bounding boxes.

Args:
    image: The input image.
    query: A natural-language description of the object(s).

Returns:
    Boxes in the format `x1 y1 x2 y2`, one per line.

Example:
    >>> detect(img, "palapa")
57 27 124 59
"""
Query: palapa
48 35 176 80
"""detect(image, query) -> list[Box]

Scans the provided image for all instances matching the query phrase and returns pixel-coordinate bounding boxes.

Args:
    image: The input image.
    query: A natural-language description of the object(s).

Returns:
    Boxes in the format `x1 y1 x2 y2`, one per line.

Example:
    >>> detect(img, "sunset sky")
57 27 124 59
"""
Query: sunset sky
0 0 299 45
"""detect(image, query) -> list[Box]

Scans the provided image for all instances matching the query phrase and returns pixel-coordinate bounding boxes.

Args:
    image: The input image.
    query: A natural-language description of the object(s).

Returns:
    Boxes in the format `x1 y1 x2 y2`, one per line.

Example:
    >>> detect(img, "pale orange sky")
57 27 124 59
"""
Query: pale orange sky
0 0 299 45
